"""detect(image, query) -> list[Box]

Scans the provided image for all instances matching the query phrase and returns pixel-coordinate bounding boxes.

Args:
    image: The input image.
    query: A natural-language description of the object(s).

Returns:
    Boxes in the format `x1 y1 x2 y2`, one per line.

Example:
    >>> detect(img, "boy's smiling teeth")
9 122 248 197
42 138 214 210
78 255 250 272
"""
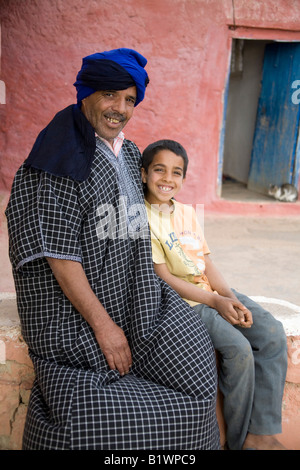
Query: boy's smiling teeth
159 185 173 192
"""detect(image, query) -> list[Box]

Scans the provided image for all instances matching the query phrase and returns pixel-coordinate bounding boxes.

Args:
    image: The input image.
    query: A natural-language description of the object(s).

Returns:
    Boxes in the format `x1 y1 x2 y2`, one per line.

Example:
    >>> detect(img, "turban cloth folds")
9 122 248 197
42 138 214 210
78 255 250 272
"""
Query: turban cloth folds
73 48 149 107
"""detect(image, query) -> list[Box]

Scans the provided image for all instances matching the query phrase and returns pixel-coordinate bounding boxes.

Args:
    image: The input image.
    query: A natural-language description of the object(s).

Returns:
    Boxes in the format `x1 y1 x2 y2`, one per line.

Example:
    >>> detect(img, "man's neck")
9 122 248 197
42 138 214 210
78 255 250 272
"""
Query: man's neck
97 131 125 157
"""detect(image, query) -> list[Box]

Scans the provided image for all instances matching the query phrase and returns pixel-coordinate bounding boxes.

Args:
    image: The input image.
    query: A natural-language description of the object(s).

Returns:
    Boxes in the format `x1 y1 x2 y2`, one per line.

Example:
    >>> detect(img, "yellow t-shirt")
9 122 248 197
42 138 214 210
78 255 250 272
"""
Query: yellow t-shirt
145 199 214 306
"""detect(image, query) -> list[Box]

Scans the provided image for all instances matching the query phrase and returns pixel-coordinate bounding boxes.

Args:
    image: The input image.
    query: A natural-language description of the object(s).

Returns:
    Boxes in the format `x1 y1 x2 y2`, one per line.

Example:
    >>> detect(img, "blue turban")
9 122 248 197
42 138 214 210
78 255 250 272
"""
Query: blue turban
74 48 149 106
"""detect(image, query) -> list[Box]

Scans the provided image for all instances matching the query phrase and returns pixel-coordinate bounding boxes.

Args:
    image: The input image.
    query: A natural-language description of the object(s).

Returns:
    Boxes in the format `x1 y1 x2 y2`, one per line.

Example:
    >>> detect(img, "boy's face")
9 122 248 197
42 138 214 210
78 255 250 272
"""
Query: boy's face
141 149 186 206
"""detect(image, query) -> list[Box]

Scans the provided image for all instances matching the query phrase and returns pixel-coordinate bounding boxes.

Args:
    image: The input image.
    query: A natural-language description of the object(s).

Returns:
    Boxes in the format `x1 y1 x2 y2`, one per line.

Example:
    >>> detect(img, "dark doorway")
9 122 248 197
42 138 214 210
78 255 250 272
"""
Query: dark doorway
221 39 300 202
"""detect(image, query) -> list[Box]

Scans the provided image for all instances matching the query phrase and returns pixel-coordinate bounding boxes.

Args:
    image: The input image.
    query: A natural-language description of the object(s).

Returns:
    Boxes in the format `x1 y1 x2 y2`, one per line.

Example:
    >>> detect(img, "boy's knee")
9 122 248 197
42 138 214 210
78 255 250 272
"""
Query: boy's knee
227 341 254 369
238 342 254 365
270 318 287 345
221 342 254 384
263 318 288 364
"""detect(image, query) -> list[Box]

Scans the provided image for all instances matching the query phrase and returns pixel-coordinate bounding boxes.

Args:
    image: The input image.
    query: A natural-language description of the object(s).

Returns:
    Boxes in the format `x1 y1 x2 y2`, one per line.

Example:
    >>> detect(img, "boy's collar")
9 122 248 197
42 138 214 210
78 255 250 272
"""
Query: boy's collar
145 198 175 214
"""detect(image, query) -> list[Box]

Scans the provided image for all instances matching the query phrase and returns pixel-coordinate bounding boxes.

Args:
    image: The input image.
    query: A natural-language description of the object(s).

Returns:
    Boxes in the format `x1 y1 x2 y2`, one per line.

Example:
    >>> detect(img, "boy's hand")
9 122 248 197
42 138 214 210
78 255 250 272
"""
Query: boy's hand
213 296 253 328
234 305 253 328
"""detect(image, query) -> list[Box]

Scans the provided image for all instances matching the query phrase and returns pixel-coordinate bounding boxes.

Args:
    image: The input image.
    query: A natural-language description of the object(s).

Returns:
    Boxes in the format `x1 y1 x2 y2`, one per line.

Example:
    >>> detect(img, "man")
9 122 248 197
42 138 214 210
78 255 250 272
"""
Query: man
5 49 220 450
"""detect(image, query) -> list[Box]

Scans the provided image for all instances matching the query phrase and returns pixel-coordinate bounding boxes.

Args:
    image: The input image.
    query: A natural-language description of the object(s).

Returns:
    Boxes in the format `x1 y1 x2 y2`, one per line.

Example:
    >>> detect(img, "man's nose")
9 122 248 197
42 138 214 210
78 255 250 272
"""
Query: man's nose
112 97 126 114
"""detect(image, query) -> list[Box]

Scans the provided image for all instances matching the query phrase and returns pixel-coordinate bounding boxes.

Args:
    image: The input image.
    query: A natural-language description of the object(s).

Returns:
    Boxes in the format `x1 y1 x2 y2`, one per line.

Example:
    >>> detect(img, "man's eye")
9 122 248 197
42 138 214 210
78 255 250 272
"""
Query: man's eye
104 92 114 97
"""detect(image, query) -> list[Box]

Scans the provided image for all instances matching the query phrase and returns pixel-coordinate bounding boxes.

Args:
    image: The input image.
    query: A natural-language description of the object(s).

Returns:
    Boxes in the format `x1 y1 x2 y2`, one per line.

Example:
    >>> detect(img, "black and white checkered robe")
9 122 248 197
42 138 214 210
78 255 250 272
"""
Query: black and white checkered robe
6 137 220 450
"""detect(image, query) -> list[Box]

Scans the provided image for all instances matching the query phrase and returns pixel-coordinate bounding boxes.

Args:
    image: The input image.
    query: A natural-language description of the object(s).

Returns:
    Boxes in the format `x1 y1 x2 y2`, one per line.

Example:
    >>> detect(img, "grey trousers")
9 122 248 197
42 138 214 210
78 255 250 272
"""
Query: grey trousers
193 290 287 450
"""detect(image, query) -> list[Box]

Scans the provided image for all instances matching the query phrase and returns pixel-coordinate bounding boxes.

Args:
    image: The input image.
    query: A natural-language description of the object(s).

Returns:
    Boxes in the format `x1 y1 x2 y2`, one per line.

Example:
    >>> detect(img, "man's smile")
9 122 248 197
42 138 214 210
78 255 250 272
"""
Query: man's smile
105 113 126 125
107 117 120 123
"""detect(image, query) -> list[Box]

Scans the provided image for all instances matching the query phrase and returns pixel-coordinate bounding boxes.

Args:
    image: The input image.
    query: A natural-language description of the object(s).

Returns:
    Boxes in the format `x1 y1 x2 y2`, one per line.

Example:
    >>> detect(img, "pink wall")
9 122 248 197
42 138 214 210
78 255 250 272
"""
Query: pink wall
1 0 300 212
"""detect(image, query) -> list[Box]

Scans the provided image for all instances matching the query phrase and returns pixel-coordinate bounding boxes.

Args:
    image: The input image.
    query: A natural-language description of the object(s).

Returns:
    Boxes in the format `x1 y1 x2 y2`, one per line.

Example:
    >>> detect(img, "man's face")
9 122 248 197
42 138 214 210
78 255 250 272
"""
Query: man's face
81 86 137 143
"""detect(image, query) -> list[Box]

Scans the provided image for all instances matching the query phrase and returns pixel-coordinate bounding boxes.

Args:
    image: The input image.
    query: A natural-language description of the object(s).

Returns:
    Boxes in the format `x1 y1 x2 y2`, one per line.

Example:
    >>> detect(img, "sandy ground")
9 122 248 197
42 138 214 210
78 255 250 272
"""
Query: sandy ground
204 214 300 307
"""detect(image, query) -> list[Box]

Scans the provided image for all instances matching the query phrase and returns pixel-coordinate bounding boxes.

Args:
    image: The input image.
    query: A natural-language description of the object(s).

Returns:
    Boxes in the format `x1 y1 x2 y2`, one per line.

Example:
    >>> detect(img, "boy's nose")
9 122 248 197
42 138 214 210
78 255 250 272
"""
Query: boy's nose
163 172 173 182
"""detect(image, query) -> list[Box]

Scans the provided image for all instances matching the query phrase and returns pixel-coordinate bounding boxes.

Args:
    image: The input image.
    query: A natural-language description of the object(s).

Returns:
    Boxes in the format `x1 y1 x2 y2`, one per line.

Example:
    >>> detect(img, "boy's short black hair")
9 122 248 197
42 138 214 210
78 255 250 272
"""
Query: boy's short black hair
141 139 189 177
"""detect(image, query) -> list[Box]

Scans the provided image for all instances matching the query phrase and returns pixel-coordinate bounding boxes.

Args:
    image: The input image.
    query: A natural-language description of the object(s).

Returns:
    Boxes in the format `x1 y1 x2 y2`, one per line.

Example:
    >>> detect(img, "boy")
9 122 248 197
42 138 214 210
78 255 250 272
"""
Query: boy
141 139 287 451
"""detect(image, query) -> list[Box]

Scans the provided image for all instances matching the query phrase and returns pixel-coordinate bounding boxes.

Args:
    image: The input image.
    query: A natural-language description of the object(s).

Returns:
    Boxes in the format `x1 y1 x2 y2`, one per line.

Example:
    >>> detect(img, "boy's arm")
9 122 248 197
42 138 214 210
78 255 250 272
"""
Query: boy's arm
204 254 235 299
154 257 252 327
154 262 222 308
204 254 252 327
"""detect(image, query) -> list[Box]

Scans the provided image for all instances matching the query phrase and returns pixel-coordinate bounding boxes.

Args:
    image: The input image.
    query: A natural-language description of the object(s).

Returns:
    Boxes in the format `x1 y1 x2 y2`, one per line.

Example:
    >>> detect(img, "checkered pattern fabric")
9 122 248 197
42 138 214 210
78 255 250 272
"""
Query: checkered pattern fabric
6 138 220 450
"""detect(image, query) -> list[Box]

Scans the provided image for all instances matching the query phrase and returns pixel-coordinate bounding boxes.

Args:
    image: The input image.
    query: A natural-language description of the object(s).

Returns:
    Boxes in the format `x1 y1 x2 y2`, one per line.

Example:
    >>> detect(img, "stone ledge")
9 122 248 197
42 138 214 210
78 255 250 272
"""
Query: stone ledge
0 295 34 450
0 294 299 450
249 296 300 385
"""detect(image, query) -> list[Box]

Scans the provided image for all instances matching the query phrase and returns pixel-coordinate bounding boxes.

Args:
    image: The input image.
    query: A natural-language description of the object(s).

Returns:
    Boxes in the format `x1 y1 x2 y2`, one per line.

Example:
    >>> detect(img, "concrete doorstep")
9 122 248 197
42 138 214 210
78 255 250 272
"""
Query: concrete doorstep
0 293 299 450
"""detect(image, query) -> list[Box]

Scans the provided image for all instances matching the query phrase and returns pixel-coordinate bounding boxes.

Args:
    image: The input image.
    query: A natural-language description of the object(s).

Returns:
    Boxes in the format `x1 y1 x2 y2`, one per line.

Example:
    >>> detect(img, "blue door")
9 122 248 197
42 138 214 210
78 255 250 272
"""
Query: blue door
247 42 300 195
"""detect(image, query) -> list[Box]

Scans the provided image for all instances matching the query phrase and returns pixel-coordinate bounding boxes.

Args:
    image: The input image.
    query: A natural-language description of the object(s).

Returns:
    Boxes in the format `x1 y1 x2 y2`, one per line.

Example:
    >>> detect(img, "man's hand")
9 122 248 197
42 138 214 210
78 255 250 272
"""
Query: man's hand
94 318 132 376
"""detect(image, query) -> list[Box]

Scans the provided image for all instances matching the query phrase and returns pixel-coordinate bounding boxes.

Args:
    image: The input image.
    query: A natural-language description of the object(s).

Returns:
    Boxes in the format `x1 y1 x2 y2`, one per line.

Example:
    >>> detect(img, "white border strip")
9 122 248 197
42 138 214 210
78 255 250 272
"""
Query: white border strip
250 296 300 313
250 296 300 336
